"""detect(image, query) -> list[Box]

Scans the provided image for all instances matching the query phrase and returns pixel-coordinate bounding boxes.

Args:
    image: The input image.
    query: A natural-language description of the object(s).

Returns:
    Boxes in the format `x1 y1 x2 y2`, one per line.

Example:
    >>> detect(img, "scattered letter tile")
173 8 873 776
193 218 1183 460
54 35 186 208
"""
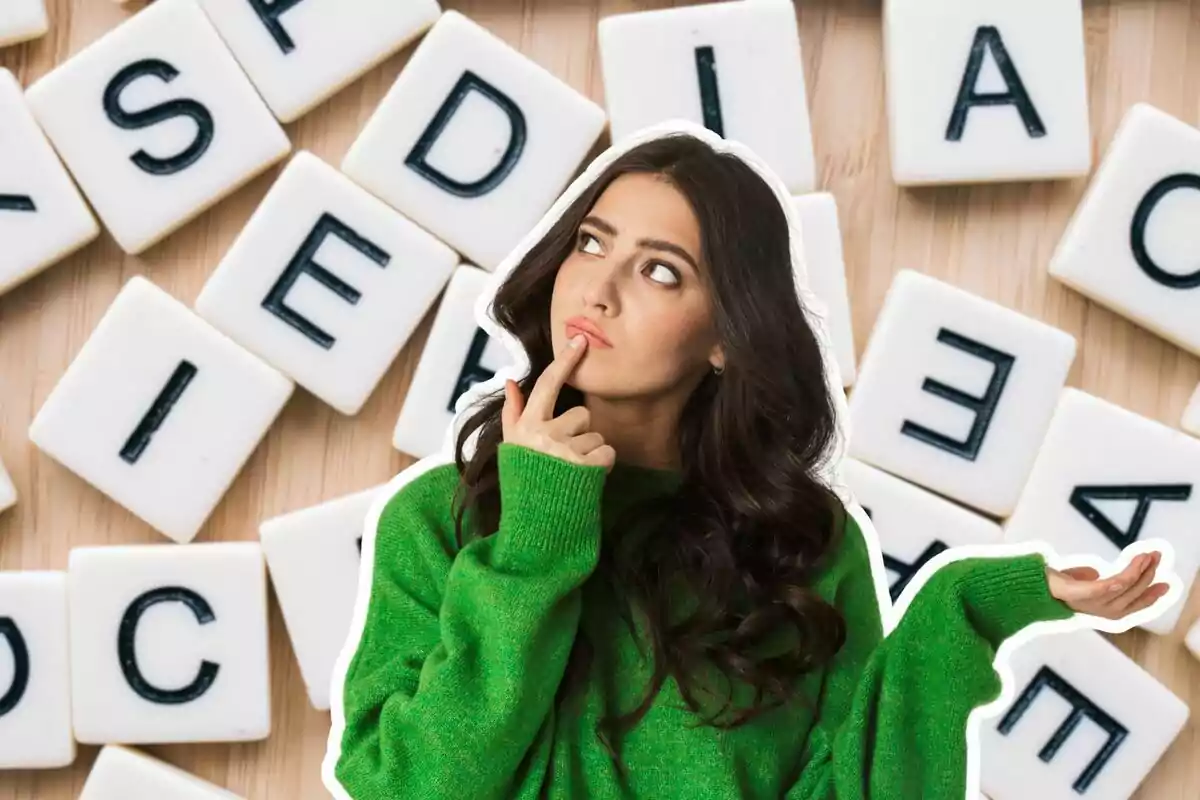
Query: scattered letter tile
1050 103 1200 358
80 744 245 799
68 542 271 745
259 483 386 710
24 0 290 254
0 571 74 769
846 269 1076 517
195 0 441 122
341 10 606 271
29 276 293 544
884 0 1090 185
1003 388 1200 635
0 68 99 297
195 151 457 415
393 265 514 459
598 0 816 193
979 628 1188 800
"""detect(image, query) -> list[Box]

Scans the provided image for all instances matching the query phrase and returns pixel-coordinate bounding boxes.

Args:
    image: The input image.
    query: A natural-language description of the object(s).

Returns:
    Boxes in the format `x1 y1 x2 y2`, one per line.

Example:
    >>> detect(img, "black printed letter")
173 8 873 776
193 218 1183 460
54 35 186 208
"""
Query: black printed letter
447 327 500 413
694 46 724 137
900 328 1015 460
0 194 35 212
118 586 220 704
946 26 1046 142
406 71 526 197
1069 484 1192 549
1130 174 1200 289
0 617 30 717
998 665 1126 793
883 540 949 603
261 213 391 349
120 360 197 464
247 0 307 53
103 59 215 176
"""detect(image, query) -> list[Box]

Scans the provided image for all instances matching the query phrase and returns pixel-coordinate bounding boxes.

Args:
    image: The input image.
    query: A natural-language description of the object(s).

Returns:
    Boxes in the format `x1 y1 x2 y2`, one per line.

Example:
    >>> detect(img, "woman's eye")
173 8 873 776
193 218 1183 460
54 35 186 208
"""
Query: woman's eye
579 231 603 255
647 262 680 286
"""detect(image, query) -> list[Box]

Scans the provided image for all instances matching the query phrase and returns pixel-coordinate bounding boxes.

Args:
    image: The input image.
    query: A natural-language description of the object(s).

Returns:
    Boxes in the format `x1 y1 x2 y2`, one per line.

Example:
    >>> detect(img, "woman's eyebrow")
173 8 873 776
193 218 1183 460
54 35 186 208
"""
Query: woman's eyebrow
581 215 699 272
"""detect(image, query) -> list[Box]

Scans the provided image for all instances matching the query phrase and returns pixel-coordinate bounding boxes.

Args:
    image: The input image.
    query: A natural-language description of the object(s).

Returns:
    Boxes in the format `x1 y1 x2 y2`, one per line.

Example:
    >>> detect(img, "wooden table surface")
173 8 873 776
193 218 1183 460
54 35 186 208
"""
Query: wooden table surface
2 0 1198 797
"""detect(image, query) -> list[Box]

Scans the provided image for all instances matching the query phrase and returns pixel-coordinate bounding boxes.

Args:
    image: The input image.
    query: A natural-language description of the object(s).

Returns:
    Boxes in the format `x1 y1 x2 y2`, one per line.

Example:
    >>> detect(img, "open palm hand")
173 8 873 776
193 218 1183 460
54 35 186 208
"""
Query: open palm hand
1045 550 1169 620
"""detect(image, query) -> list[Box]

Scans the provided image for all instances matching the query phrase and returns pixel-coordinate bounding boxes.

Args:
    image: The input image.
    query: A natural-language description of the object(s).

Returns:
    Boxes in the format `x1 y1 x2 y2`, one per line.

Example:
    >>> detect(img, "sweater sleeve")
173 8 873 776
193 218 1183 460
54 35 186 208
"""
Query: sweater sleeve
786 513 1077 800
332 442 609 800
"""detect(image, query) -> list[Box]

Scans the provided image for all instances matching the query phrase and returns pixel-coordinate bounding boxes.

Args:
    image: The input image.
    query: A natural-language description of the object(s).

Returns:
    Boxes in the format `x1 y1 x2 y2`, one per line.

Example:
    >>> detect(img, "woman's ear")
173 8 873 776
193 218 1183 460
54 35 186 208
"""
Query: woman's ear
708 344 724 372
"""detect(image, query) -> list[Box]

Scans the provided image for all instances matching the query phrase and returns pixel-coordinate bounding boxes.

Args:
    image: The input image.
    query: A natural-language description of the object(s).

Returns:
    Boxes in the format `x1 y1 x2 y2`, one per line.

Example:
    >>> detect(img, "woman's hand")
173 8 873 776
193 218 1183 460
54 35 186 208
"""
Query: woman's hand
502 332 617 473
1045 550 1170 619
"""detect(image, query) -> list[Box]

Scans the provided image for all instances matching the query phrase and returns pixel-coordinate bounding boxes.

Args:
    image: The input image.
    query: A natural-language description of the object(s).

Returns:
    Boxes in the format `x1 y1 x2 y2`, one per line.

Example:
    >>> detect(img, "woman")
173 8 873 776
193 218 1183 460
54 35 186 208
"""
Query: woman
327 125 1171 800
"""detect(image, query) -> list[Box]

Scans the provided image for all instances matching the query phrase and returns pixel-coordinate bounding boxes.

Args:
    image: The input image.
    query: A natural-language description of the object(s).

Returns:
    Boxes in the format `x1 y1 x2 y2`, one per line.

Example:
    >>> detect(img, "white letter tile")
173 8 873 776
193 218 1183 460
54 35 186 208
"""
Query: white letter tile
0 456 14 514
68 542 271 745
1003 388 1200 635
24 0 290 254
29 276 294 544
0 571 74 769
393 264 514 459
884 0 1090 185
0 0 48 48
195 151 457 415
1184 381 1200 438
1051 103 1200 359
792 193 857 386
841 457 1002 606
195 0 441 123
259 483 385 710
846 269 1076 517
341 10 606 271
598 0 815 193
0 68 99 297
79 744 245 799
979 628 1188 800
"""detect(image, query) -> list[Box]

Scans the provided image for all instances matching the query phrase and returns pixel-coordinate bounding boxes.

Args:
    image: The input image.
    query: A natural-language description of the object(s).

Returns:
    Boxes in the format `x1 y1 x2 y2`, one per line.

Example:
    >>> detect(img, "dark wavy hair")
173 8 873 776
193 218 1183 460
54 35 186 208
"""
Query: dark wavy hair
447 131 850 773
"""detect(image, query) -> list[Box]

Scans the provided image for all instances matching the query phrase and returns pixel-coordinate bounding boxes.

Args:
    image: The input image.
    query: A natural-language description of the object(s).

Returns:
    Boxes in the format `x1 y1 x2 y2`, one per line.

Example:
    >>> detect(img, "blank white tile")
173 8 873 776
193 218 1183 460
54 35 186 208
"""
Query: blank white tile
0 571 74 769
792 193 856 386
29 276 293 544
260 483 385 710
195 151 457 415
68 542 271 745
196 0 440 123
884 0 1090 185
79 744 245 800
1052 104 1200 358
1003 388 1200 635
1183 382 1200 437
598 0 815 193
1185 618 1200 664
0 68 99 297
847 269 1076 517
979 627 1188 800
0 456 14 514
341 10 606 271
841 457 1002 605
393 264 514 458
0 0 48 48
24 0 290 254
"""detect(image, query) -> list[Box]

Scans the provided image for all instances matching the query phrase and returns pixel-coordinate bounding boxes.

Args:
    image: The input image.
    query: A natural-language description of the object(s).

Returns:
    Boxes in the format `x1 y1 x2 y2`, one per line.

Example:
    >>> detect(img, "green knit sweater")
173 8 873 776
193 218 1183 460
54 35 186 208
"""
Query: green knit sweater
333 442 1076 799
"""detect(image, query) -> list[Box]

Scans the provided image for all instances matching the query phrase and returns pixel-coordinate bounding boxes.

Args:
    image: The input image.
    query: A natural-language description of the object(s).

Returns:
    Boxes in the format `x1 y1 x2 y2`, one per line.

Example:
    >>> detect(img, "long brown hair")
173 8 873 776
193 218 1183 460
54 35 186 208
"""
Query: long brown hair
447 131 849 772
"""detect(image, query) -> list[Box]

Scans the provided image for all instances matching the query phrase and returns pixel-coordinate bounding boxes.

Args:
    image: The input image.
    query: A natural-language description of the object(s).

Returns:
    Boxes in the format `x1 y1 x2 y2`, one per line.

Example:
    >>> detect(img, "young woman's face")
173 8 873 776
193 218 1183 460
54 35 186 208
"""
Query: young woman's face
550 172 724 399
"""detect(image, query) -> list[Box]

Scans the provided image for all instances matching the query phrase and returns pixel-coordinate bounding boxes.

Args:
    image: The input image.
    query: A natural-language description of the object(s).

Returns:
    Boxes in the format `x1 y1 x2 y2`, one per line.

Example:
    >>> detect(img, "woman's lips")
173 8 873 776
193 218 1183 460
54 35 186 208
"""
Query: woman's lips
566 322 613 349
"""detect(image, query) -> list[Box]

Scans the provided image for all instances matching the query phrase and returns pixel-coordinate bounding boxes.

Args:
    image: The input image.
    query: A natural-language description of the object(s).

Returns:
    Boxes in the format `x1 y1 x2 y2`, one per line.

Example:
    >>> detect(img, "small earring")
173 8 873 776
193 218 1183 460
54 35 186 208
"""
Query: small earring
713 363 725 375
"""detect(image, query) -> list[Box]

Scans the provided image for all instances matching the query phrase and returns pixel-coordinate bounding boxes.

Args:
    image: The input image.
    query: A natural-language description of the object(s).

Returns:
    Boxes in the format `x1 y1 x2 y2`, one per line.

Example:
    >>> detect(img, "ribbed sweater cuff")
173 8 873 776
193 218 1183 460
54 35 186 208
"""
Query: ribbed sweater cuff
494 442 608 565
960 552 1077 647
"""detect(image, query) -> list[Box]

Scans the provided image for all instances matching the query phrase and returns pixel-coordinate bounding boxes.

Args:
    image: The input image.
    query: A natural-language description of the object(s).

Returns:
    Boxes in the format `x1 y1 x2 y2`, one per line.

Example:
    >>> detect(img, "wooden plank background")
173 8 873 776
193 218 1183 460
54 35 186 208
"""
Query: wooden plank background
1 0 1198 797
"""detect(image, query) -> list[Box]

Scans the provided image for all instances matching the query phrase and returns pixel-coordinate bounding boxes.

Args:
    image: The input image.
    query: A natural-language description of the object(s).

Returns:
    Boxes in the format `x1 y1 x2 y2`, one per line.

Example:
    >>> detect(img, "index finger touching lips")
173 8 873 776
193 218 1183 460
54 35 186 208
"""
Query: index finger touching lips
525 333 588 422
